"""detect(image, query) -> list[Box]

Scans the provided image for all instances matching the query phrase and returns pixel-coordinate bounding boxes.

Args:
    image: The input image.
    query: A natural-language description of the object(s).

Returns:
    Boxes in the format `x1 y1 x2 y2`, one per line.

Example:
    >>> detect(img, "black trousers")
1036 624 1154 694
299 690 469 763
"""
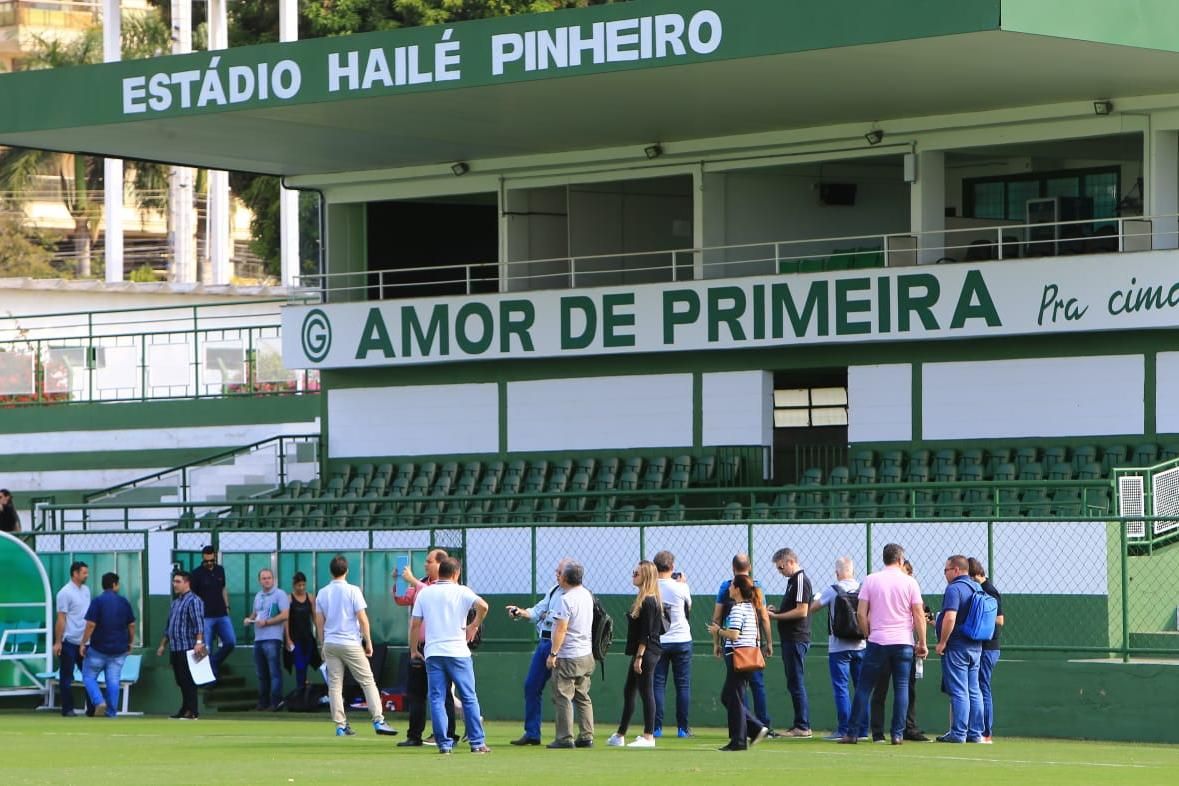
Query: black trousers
616 650 660 736
170 650 199 716
406 657 456 742
870 656 919 736
720 654 765 748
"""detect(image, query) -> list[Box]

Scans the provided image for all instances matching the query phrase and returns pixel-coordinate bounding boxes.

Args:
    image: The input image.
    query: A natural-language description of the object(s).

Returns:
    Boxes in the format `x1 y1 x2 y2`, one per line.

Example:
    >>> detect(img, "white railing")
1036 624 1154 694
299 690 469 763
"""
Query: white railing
293 213 1176 302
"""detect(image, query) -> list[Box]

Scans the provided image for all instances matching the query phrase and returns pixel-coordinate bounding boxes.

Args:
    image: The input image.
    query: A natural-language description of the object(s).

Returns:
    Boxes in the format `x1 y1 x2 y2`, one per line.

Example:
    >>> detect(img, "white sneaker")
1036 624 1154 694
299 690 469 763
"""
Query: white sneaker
627 736 656 748
607 733 625 747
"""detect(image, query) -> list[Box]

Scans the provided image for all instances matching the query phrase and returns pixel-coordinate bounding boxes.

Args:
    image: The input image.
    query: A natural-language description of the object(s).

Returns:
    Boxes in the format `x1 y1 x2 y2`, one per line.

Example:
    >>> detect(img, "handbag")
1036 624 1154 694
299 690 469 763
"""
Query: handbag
732 645 765 673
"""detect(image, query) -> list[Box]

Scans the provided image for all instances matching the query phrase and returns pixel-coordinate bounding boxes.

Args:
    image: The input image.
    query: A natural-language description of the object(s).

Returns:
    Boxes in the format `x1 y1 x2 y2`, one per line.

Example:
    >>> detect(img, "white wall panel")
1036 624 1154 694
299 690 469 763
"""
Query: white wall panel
1156 352 1179 433
849 364 912 442
923 356 1143 440
702 371 772 447
508 375 691 452
329 384 499 457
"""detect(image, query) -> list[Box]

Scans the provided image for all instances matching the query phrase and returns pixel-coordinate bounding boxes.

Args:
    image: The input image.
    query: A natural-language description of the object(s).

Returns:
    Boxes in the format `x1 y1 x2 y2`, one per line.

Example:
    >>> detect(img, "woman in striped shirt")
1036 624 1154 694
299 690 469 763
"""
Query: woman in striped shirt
707 574 768 751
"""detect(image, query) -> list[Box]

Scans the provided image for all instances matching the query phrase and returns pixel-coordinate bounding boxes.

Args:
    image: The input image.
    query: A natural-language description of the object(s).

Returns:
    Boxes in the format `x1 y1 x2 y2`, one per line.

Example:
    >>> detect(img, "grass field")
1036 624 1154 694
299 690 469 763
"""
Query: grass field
1 713 1176 786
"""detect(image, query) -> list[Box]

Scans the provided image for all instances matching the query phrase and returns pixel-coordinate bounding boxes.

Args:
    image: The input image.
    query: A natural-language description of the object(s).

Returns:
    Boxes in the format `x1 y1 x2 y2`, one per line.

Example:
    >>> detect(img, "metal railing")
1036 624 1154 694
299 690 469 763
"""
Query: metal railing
1112 456 1179 548
292 213 1178 302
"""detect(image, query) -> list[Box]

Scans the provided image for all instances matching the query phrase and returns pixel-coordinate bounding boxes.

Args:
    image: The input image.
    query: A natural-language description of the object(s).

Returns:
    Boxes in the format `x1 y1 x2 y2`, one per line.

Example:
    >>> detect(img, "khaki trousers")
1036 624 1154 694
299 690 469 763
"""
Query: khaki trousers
323 641 385 728
552 654 595 743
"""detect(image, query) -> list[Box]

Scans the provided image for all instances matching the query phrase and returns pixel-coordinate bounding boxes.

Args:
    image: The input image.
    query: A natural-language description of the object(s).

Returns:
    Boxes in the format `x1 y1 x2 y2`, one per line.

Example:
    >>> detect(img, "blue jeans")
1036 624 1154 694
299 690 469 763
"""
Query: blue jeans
740 668 771 728
522 638 553 740
82 650 125 717
828 649 864 737
204 616 236 677
943 645 984 741
653 640 692 732
427 656 485 751
849 642 912 739
782 640 810 730
253 640 283 708
59 640 83 715
291 640 314 689
979 649 999 737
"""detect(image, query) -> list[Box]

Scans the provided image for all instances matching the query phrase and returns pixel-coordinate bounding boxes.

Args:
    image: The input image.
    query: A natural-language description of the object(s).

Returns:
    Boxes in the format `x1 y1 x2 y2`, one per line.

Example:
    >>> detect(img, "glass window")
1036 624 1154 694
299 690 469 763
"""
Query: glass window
773 387 848 428
971 182 1004 220
1007 181 1042 221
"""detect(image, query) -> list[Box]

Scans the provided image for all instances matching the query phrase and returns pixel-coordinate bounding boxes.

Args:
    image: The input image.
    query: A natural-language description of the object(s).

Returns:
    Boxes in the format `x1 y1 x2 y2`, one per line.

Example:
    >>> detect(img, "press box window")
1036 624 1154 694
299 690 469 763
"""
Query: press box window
773 387 848 428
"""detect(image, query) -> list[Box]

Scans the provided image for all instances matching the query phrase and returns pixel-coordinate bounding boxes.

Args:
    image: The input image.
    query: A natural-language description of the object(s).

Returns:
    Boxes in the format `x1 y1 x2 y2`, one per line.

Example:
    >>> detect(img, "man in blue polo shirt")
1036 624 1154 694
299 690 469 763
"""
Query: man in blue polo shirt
79 573 136 718
934 554 984 743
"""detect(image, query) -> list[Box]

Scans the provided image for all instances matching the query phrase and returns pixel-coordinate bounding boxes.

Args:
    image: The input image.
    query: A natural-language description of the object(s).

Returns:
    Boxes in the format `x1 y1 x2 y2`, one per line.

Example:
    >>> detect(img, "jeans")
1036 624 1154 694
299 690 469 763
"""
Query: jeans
943 645 984 741
617 649 659 736
59 641 84 715
253 640 283 708
292 639 315 689
82 650 125 717
871 655 920 737
653 640 692 732
522 638 553 740
782 640 810 730
849 642 913 739
407 656 455 742
828 649 864 737
426 656 485 751
979 649 999 737
721 653 765 748
203 616 236 677
743 667 771 728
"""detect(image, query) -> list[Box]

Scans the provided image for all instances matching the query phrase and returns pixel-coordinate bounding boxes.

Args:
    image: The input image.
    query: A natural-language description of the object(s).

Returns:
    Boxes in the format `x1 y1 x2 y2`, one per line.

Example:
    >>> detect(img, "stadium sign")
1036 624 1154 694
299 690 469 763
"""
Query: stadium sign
283 252 1179 369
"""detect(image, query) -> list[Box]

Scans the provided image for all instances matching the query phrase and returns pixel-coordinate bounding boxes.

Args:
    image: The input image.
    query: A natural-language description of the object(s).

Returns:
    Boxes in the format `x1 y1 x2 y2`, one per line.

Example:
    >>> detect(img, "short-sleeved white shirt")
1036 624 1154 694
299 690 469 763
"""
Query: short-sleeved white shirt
552 585 593 659
815 578 867 653
411 581 479 659
316 579 368 646
57 581 91 645
658 578 693 645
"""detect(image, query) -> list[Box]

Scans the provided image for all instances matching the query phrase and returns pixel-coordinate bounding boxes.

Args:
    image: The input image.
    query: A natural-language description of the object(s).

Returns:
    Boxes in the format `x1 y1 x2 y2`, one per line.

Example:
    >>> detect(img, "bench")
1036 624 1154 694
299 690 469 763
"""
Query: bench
36 653 143 715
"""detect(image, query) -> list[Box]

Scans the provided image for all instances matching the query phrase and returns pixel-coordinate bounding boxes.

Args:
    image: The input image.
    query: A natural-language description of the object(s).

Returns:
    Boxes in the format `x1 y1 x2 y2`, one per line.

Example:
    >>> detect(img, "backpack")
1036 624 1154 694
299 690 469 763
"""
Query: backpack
958 581 999 642
466 606 484 651
590 592 614 678
659 601 673 637
284 683 327 713
829 583 864 640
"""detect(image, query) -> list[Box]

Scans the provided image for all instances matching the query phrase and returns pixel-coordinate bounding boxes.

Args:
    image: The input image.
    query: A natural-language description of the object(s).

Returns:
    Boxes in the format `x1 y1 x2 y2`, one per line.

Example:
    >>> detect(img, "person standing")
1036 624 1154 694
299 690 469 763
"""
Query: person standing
707 575 769 751
53 561 91 717
869 560 929 742
395 548 456 747
809 557 867 741
284 571 318 690
607 560 663 748
652 550 692 739
767 548 813 738
934 555 985 743
0 489 20 533
79 572 136 718
505 558 569 746
188 546 235 680
712 554 773 734
840 543 928 745
244 568 289 711
314 554 398 738
156 571 206 720
968 558 1003 744
409 557 490 755
545 560 596 749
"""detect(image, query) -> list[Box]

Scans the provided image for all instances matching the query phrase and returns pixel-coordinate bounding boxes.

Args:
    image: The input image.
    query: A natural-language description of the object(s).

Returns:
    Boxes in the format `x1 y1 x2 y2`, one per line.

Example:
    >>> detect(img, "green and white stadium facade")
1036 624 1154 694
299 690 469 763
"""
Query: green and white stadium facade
2 0 1179 739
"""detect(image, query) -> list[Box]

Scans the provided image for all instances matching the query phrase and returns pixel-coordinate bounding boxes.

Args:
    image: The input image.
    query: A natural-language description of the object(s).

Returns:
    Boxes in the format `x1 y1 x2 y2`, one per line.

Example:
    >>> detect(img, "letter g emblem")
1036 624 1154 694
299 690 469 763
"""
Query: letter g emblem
301 309 332 363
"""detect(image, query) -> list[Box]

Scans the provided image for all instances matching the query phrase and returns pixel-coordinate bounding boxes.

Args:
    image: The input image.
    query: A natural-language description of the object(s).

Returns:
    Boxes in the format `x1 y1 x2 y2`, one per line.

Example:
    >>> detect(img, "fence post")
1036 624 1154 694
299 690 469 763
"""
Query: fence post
1120 518 1130 664
639 524 646 562
746 521 754 565
865 521 873 572
530 525 538 597
986 519 995 578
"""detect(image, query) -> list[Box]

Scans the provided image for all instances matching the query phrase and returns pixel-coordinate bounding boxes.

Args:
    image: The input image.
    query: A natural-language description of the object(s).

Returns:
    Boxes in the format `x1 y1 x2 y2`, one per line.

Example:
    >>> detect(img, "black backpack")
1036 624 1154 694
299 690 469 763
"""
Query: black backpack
466 606 484 651
284 683 327 712
829 584 865 640
590 592 614 678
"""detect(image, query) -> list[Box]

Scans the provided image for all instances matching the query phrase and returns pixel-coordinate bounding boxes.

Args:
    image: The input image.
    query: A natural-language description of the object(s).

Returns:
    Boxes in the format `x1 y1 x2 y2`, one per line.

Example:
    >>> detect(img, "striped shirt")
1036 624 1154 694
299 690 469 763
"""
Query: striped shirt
164 591 205 652
724 602 760 649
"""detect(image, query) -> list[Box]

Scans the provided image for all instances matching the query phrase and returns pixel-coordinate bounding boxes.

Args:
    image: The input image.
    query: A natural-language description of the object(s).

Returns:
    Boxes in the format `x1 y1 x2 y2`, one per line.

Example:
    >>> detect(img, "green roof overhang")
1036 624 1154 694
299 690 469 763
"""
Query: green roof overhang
1 0 1178 176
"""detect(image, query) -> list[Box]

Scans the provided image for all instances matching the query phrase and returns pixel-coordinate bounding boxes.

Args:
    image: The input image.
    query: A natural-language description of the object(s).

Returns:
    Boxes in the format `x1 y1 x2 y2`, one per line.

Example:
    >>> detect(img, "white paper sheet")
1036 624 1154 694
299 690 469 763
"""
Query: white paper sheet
187 649 215 685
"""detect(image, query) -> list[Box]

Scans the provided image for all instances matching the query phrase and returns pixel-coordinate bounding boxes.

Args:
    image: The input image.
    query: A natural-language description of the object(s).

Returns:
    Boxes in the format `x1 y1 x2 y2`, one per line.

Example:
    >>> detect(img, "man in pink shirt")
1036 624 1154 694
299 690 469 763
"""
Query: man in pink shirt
839 543 928 745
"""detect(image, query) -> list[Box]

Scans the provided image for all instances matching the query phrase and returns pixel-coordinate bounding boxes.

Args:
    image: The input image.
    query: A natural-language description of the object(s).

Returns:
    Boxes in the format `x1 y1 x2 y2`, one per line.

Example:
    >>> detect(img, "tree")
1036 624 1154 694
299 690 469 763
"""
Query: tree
0 214 62 278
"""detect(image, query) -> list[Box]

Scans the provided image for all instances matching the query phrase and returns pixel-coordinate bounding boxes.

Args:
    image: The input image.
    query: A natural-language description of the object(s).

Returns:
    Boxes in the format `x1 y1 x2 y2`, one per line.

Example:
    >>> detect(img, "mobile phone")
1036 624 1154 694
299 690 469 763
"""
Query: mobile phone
395 555 409 596
671 572 682 580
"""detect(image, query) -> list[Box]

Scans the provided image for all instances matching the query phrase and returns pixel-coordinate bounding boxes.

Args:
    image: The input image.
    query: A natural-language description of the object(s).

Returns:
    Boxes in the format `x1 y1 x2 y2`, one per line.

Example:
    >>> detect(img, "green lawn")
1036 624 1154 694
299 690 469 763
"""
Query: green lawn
1 713 1176 785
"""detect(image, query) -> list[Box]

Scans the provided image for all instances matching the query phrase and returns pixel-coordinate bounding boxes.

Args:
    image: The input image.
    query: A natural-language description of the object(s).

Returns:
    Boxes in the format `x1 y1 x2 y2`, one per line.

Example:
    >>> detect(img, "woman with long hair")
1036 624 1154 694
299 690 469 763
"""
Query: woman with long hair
707 573 769 751
608 560 663 748
284 571 319 690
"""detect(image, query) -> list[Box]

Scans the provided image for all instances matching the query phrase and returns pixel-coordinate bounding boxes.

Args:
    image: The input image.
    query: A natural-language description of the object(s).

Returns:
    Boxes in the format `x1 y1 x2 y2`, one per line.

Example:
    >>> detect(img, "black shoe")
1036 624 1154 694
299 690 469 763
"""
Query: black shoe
510 737 541 746
936 733 964 743
718 743 747 751
872 733 886 743
836 736 858 745
546 740 574 749
84 706 96 718
903 731 930 742
574 738 594 748
254 704 268 711
397 739 423 747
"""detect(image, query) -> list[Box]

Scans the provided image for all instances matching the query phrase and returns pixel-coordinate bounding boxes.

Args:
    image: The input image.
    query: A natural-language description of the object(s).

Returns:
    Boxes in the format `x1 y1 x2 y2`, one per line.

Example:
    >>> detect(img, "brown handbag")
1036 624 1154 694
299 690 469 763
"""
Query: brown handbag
732 645 765 673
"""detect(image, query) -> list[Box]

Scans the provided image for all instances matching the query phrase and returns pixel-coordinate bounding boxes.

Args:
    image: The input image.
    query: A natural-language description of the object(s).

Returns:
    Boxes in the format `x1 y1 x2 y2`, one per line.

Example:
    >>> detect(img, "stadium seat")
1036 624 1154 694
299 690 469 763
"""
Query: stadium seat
958 449 984 474
1018 462 1044 482
721 501 743 521
672 454 693 474
1076 462 1103 481
933 449 957 475
1047 461 1074 481
718 455 743 485
623 457 645 476
1101 445 1128 475
1014 447 1040 472
1041 446 1067 469
1070 447 1097 475
935 487 964 518
750 502 770 521
1160 444 1179 462
640 457 668 490
667 468 691 489
958 464 983 482
771 491 797 519
984 448 1012 480
613 505 637 523
908 449 931 471
592 463 618 491
907 463 930 484
879 450 905 472
691 456 716 485
799 468 824 519
934 465 957 483
1021 488 1052 517
1133 443 1159 467
638 504 662 523
617 469 639 491
850 449 876 474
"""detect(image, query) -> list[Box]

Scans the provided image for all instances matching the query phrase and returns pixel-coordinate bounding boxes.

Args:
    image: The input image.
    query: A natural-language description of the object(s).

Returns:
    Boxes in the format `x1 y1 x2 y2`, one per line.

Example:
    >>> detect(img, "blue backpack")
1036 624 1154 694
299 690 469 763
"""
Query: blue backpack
958 580 998 641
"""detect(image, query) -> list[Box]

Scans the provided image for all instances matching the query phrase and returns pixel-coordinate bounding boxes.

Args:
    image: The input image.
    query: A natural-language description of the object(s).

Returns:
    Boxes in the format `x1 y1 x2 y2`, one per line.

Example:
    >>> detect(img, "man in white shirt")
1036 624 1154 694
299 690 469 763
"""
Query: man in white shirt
409 557 489 754
652 550 693 738
53 561 91 716
810 556 868 741
314 554 399 738
545 560 596 749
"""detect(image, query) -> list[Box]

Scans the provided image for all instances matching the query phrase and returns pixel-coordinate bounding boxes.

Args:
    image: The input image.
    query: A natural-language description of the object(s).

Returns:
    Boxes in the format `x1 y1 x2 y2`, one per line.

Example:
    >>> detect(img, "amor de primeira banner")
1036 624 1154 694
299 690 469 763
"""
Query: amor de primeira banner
281 252 1179 369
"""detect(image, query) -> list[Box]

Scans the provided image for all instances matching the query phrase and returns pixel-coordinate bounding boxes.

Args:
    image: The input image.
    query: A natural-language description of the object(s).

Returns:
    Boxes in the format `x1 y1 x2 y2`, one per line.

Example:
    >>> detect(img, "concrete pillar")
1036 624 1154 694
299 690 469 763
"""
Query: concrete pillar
168 0 196 282
102 0 123 283
909 150 946 264
1147 130 1179 250
206 0 231 284
279 0 301 287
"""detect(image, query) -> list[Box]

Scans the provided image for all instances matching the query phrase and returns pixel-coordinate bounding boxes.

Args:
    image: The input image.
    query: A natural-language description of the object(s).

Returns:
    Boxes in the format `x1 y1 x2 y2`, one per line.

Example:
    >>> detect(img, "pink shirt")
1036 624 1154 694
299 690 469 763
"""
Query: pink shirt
858 565 923 646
